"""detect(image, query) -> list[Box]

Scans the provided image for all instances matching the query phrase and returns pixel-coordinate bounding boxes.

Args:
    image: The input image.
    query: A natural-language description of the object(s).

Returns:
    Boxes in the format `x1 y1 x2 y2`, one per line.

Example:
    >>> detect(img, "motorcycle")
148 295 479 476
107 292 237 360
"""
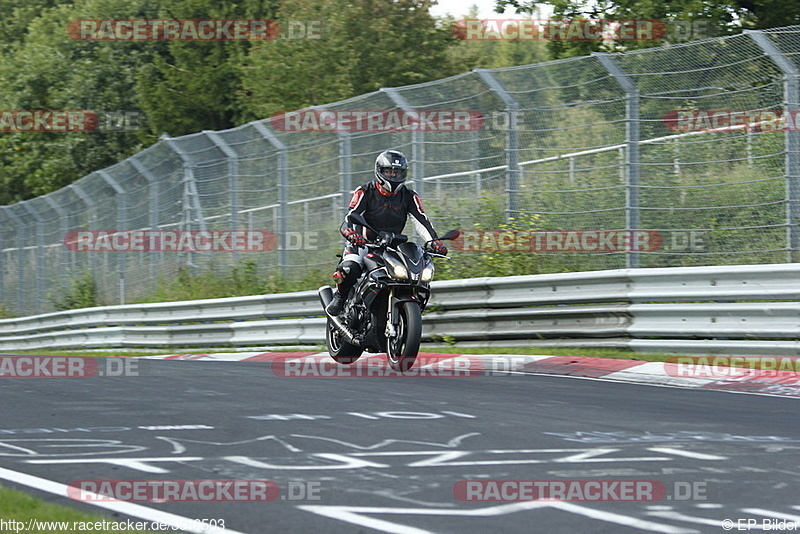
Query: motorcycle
318 213 459 372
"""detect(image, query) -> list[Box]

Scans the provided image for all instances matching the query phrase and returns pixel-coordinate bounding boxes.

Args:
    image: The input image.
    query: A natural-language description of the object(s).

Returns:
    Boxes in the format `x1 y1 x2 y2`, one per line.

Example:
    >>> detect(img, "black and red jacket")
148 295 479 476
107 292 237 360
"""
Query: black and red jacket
341 182 439 245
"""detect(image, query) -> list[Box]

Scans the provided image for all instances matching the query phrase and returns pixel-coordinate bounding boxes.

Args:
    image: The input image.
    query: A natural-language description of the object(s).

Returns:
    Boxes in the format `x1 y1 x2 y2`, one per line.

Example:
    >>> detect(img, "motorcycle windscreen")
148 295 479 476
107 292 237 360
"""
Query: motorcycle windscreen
396 242 424 268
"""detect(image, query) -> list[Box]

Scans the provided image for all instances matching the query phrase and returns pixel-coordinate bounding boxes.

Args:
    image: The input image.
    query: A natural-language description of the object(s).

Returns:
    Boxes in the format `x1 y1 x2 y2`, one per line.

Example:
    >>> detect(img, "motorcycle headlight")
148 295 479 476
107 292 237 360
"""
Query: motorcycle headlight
392 264 409 279
421 264 435 282
386 257 408 279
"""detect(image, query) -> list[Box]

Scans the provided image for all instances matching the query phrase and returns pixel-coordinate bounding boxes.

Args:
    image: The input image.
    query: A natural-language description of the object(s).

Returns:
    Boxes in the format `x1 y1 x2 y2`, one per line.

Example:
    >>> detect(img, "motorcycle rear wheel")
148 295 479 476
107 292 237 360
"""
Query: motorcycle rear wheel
326 317 363 364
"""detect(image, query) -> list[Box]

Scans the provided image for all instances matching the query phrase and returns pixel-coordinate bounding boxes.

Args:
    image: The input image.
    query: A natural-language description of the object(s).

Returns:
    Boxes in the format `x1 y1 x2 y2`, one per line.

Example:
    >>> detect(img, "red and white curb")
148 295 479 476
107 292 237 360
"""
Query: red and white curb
142 352 800 398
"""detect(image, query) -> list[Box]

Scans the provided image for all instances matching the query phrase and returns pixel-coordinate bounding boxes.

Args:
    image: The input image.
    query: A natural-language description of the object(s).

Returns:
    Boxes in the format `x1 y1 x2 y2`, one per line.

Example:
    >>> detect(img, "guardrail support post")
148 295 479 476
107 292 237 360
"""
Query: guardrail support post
747 30 800 263
476 69 521 220
594 53 641 268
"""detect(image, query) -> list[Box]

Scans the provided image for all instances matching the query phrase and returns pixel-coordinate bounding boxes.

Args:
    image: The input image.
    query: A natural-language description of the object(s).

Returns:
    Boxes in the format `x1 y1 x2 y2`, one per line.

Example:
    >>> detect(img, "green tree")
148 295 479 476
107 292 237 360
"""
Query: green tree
444 7 549 72
0 0 148 202
494 0 800 58
135 0 279 136
239 0 456 120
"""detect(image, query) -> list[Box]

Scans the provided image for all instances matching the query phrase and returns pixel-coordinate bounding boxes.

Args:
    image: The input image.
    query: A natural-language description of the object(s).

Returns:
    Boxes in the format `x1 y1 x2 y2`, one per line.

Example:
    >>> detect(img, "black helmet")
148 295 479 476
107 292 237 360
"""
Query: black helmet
374 150 408 195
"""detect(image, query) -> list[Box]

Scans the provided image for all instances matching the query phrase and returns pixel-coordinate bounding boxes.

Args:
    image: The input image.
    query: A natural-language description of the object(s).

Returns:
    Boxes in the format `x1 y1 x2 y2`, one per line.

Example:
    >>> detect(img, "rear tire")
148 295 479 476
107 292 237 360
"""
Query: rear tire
326 317 362 364
387 301 421 372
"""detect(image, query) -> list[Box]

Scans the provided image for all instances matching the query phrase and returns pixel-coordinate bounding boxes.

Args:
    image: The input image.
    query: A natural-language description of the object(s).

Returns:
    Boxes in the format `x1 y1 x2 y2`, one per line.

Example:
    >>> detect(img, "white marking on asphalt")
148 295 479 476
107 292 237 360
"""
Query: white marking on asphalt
647 510 757 529
602 362 718 387
289 432 481 451
156 433 303 454
0 442 40 455
224 453 390 470
300 501 700 533
0 438 147 457
553 448 671 463
140 352 800 398
348 448 675 467
646 448 727 460
0 466 242 534
26 457 204 473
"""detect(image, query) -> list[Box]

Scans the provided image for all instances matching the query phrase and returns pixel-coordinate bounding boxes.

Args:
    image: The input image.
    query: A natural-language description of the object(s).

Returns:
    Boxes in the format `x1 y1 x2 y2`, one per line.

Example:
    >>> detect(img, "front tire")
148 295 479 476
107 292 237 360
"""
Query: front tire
387 301 422 372
326 317 362 364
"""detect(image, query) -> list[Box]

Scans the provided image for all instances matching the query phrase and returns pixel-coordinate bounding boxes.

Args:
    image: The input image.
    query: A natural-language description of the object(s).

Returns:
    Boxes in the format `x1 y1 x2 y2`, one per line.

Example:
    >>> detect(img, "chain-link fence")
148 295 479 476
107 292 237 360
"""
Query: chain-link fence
2 26 799 316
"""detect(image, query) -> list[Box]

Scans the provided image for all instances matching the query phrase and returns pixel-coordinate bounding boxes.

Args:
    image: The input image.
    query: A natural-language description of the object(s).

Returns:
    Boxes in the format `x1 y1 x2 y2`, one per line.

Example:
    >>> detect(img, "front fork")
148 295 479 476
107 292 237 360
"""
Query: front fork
385 287 399 339
385 286 425 340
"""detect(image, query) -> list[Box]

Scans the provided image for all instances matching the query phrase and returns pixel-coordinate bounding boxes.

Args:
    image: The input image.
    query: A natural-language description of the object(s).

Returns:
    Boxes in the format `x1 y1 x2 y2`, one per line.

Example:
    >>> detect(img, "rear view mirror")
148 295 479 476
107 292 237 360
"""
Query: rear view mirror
441 229 460 241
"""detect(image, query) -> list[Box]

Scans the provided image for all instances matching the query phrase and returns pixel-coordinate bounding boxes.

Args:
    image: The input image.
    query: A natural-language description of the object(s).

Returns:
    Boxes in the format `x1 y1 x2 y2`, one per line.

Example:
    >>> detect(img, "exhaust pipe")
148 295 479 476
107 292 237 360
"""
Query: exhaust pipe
318 285 333 308
318 286 360 346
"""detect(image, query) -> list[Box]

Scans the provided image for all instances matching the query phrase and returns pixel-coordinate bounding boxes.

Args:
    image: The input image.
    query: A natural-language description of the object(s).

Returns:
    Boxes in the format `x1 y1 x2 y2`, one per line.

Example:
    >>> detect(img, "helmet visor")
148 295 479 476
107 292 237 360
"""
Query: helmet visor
379 166 407 182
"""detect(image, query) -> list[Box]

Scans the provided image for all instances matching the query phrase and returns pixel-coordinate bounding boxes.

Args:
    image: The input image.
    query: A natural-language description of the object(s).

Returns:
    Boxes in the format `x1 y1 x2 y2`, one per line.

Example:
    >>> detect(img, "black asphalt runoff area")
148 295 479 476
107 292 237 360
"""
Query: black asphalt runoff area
0 357 798 533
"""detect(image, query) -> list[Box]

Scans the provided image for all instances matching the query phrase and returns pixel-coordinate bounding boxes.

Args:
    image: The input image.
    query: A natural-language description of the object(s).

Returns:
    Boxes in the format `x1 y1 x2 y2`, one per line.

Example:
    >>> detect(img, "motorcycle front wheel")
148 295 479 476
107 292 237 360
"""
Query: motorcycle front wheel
326 317 363 364
387 301 422 372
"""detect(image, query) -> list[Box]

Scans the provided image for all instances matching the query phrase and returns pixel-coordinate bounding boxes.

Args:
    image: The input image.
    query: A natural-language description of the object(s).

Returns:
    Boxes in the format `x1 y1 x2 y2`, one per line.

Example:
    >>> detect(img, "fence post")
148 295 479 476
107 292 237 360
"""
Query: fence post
68 183 97 303
594 53 641 268
382 88 425 198
98 171 128 305
205 131 241 268
19 202 45 314
44 196 70 276
162 136 206 272
204 131 240 231
475 69 520 219
252 120 289 275
130 157 161 282
2 207 27 314
747 30 800 263
161 137 206 230
0 211 5 309
338 131 352 217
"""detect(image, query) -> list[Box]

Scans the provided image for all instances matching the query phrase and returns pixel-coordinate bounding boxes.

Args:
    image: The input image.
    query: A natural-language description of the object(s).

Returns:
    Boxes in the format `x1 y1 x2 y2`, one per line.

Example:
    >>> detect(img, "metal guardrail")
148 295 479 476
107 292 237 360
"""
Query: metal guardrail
0 264 798 355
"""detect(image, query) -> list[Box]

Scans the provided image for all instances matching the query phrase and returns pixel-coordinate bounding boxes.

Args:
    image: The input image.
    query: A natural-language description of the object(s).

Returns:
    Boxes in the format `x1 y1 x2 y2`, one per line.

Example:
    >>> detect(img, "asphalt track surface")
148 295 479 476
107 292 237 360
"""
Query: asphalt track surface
1 356 799 533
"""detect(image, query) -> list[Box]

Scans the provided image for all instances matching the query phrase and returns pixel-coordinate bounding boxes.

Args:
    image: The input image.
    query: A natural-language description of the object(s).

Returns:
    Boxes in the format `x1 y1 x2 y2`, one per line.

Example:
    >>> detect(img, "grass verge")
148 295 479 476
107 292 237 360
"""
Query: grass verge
0 484 152 533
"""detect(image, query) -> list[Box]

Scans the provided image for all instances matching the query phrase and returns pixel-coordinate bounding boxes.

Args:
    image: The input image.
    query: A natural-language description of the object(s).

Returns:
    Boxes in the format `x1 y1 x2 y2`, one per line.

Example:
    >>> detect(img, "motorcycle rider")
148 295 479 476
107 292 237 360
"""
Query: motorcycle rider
326 149 448 316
